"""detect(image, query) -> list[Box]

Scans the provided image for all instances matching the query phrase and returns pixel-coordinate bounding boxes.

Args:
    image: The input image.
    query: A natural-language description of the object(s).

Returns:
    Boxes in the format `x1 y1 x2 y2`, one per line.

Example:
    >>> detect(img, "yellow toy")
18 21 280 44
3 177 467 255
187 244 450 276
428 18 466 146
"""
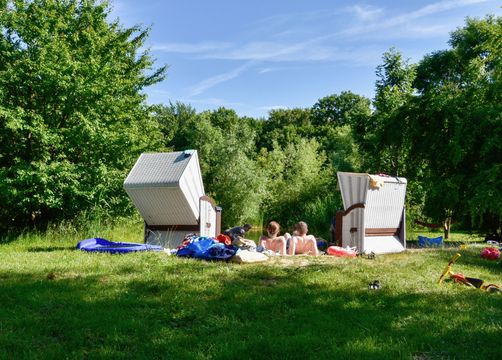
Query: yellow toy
438 253 501 292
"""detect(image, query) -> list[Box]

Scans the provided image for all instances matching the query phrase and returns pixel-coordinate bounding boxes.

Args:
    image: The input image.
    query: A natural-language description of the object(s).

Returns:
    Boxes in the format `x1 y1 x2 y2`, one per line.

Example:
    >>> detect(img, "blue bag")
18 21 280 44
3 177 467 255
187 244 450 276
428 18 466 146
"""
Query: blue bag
418 235 443 248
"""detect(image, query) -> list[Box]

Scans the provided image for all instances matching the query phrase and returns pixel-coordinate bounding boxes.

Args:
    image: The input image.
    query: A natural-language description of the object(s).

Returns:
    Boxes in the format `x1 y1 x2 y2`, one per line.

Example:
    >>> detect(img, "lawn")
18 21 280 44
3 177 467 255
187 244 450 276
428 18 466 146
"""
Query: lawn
1 221 501 359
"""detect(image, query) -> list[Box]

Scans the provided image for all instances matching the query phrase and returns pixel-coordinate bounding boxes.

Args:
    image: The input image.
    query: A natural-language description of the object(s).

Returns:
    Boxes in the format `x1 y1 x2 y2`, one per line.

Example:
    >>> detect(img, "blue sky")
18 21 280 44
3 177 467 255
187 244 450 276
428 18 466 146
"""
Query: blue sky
112 0 501 118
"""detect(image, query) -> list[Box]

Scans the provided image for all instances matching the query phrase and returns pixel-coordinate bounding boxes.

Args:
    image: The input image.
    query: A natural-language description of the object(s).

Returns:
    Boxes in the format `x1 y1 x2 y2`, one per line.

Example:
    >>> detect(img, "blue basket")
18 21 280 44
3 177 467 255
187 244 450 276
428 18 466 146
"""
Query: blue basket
418 235 443 248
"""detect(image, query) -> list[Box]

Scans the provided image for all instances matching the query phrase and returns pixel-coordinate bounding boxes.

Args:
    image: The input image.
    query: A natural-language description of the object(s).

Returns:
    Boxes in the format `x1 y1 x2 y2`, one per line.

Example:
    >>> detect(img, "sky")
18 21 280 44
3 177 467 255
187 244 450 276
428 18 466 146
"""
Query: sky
112 0 501 118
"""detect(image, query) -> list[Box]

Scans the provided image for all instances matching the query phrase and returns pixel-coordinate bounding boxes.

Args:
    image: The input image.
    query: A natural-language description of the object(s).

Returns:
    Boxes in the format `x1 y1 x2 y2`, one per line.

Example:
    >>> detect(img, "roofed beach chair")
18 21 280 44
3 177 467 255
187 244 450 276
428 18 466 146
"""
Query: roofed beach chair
335 172 407 254
124 150 221 248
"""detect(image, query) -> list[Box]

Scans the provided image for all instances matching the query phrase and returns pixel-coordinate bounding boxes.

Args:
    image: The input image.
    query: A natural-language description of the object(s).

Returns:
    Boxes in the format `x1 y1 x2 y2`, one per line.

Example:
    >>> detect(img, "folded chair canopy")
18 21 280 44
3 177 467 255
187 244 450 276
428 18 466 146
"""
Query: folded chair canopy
124 150 221 248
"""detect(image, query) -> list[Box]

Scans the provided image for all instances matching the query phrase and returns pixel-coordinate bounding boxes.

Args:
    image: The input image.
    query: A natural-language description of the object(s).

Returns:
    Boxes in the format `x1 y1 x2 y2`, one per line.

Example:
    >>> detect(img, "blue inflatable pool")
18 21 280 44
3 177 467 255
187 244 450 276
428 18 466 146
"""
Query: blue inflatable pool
76 238 163 254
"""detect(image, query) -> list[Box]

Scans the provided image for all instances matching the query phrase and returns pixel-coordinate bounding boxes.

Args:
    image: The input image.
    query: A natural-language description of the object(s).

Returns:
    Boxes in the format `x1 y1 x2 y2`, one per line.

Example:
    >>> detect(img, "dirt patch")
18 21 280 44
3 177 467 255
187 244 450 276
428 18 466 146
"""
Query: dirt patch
269 257 312 268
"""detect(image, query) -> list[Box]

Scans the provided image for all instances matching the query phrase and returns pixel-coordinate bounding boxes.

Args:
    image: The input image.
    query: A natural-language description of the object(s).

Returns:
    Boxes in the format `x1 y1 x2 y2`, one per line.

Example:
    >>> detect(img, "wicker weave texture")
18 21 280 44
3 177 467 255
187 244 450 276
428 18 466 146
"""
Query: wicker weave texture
124 151 204 225
124 152 193 188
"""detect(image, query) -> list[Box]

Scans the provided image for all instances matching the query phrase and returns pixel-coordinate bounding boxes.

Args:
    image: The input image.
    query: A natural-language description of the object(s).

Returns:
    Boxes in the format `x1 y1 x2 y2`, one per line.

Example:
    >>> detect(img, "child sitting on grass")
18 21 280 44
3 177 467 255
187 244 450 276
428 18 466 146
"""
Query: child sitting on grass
259 221 287 255
288 221 319 256
223 223 256 250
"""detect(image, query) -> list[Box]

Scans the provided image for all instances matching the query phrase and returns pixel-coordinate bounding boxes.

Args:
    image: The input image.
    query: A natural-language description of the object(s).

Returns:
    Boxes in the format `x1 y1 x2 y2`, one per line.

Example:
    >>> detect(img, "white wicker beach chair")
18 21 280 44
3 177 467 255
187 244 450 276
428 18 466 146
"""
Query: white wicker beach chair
124 150 221 248
335 172 407 254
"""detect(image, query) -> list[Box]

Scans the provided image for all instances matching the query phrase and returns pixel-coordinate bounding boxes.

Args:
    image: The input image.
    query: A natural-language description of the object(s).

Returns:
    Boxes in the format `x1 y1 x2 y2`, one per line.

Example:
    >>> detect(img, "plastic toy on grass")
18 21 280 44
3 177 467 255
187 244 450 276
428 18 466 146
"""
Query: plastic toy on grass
486 240 500 247
317 239 328 251
481 247 500 261
76 238 163 254
327 246 357 257
438 253 502 293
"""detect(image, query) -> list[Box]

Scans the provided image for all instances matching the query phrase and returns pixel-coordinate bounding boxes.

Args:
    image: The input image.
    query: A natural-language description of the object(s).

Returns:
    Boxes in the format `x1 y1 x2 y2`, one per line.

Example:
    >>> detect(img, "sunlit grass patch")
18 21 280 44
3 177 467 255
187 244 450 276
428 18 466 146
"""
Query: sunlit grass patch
0 223 500 359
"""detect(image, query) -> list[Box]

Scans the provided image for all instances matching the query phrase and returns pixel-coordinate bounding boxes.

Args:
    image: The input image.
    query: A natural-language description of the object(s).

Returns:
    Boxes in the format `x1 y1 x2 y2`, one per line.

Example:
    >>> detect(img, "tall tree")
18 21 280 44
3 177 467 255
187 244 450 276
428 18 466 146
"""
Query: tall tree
151 102 197 148
410 16 502 233
257 108 313 151
0 0 167 229
257 138 334 232
312 91 371 128
158 106 266 227
369 48 416 175
311 91 370 173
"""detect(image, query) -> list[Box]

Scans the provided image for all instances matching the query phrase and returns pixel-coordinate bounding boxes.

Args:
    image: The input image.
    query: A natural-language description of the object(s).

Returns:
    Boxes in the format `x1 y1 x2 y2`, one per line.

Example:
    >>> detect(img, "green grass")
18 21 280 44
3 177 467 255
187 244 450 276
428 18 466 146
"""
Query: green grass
407 229 485 246
1 221 501 359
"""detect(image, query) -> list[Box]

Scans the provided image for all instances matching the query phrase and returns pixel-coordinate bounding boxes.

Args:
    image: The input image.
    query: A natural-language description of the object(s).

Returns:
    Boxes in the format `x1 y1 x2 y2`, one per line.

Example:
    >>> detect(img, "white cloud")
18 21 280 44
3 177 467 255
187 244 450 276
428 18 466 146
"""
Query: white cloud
183 98 244 107
258 68 274 74
404 24 452 37
250 9 342 32
188 61 256 96
149 89 171 96
339 0 489 37
383 0 488 26
150 37 379 64
206 41 328 61
152 41 231 54
349 5 383 21
258 105 288 111
205 40 383 65
148 0 492 69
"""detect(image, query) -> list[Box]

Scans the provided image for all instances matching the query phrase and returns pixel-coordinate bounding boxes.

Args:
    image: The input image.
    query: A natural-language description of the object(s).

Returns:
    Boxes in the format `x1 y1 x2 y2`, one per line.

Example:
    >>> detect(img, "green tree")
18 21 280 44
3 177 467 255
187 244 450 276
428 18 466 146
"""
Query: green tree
257 138 334 234
321 125 362 173
150 102 197 147
258 108 313 150
410 16 502 233
158 106 266 227
203 108 266 227
0 0 166 229
368 48 416 175
311 91 370 173
312 91 371 128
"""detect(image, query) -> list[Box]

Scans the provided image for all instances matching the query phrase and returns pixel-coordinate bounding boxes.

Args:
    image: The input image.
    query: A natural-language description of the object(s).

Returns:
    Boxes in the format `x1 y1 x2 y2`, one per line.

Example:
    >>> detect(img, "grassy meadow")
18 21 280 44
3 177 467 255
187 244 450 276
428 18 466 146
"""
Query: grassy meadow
1 219 501 359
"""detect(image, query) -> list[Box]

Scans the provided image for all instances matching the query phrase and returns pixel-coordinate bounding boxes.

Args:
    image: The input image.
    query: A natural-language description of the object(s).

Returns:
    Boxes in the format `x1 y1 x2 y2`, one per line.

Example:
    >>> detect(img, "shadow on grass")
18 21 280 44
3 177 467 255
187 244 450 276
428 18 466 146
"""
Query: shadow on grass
27 246 76 252
406 240 471 250
1 258 501 359
0 232 20 245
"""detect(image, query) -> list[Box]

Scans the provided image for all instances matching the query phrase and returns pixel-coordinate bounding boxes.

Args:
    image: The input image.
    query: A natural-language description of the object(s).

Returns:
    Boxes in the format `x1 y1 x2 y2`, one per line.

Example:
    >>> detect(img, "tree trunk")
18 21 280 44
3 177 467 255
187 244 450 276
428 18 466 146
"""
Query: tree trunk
444 217 451 239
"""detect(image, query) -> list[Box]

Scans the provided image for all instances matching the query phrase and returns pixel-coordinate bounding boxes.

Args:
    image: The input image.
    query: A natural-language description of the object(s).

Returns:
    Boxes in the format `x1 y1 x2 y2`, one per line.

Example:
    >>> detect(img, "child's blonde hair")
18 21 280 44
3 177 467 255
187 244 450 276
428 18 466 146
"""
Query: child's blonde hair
294 221 308 236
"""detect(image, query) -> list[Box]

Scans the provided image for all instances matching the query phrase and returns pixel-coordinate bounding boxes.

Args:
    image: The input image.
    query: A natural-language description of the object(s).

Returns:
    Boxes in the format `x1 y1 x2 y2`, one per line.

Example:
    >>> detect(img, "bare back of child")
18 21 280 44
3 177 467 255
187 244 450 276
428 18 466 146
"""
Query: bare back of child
259 221 287 255
288 221 319 256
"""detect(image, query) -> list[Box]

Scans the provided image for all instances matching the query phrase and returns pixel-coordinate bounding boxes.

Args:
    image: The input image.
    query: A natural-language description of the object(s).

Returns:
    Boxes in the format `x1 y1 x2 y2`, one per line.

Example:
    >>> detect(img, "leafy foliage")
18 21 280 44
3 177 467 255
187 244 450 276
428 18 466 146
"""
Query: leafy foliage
366 48 417 176
312 91 371 128
407 16 501 231
0 0 166 229
157 105 267 228
257 138 334 232
1 6 499 237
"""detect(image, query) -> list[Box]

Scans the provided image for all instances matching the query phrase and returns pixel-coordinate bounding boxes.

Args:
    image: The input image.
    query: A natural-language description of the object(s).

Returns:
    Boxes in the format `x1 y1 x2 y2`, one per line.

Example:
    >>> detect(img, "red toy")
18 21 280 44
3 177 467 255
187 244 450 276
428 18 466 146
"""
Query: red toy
481 247 500 261
327 246 357 257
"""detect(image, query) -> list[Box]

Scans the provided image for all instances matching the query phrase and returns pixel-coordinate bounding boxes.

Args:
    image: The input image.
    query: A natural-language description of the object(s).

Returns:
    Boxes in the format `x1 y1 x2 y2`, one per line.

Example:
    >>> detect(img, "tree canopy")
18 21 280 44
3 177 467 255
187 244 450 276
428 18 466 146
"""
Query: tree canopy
0 0 166 229
408 16 502 230
0 6 500 237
